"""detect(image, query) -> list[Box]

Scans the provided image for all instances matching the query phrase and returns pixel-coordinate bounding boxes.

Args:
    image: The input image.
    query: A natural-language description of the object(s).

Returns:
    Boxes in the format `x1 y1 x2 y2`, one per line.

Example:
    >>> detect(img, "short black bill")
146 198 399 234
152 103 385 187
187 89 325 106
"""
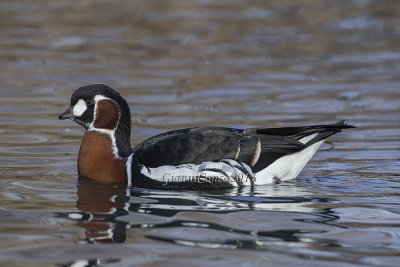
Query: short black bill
59 107 75 120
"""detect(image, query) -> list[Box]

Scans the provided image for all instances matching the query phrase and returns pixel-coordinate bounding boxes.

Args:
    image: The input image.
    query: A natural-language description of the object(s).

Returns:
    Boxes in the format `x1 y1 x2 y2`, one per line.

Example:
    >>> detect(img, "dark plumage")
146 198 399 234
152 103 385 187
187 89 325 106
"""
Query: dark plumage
133 121 354 170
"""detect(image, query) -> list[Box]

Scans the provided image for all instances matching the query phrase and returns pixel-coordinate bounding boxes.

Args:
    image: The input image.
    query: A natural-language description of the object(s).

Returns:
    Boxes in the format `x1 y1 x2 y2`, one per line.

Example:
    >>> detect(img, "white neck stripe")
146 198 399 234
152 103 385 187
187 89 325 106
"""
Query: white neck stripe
88 94 121 159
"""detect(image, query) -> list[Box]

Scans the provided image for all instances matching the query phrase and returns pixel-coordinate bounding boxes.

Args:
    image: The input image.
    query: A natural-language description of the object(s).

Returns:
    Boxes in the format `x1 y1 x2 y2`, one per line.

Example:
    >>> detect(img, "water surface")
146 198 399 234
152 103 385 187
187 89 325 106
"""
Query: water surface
1 0 400 266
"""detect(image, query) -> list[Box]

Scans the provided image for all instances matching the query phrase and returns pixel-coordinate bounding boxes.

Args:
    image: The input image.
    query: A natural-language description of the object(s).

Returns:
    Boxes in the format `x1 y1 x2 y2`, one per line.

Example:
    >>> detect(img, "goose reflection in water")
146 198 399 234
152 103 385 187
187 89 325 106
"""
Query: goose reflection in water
59 177 340 249
72 178 131 243
67 178 255 243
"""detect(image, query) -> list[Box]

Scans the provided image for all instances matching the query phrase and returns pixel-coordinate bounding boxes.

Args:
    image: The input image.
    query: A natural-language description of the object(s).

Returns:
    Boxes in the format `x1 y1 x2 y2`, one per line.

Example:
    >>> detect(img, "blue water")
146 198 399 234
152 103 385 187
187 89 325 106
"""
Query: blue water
1 0 400 266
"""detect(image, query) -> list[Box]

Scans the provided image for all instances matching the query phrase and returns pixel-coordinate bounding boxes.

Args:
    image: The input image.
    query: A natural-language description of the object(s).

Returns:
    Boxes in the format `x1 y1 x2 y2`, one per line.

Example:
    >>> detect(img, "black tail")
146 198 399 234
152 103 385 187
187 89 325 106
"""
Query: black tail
251 120 355 147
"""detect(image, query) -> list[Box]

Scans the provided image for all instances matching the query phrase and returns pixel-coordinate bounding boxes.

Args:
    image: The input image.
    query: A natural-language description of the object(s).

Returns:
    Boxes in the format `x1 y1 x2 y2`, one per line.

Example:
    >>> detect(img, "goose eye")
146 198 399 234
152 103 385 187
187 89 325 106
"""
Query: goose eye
86 100 94 106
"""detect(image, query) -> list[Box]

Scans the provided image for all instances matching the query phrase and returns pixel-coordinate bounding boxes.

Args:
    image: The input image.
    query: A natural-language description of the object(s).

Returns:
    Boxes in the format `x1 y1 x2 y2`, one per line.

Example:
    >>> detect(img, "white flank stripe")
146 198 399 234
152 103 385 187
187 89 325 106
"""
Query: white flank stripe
221 159 255 179
140 159 254 186
235 142 240 159
125 154 133 187
72 99 87 116
251 139 261 166
255 140 324 184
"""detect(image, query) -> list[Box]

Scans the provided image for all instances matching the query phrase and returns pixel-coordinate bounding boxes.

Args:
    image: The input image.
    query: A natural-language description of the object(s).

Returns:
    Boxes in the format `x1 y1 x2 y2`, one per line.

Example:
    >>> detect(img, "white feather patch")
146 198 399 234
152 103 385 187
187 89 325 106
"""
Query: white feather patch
140 160 254 186
94 94 109 102
299 133 318 144
73 99 87 116
254 140 324 184
126 154 133 187
251 139 261 166
235 142 240 159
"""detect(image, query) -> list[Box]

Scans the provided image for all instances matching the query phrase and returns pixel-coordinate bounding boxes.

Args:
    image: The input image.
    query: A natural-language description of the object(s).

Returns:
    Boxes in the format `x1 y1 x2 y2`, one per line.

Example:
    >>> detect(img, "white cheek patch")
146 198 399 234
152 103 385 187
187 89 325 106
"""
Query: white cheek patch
73 99 87 117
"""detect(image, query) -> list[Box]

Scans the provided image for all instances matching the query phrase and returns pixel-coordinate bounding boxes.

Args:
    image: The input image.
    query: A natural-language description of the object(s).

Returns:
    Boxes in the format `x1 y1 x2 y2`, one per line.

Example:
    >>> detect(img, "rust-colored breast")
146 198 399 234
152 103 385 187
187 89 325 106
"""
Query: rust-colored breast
78 131 126 184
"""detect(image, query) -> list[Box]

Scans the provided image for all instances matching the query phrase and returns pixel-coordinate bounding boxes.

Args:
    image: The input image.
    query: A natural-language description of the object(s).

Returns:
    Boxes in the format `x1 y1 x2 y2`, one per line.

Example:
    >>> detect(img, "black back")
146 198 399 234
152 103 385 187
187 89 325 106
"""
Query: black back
132 121 355 173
